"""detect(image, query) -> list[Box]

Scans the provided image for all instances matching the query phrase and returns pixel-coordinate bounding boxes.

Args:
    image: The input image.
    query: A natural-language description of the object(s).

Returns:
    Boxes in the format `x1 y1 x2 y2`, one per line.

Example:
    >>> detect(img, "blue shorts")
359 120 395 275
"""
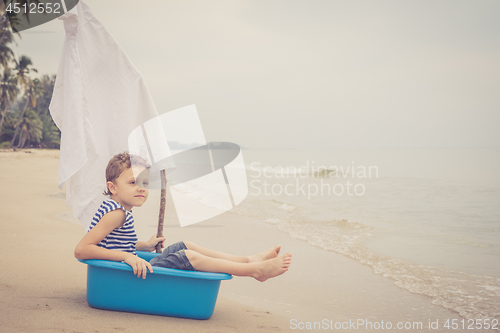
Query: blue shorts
149 241 195 271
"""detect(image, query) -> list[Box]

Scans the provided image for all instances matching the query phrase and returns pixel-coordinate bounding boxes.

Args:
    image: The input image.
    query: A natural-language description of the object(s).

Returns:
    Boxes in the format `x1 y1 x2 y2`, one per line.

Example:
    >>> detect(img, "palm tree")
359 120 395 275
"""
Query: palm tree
36 74 59 148
10 75 41 147
0 35 14 71
35 74 55 118
0 6 15 72
9 55 37 146
15 108 42 148
14 55 37 90
0 3 57 148
0 44 14 70
0 5 13 42
40 112 59 148
0 68 19 137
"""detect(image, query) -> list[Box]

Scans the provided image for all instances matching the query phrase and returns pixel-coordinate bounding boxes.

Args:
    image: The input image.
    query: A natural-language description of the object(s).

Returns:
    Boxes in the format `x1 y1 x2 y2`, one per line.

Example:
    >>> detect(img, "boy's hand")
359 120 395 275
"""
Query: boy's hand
147 234 165 251
136 235 166 252
124 254 153 279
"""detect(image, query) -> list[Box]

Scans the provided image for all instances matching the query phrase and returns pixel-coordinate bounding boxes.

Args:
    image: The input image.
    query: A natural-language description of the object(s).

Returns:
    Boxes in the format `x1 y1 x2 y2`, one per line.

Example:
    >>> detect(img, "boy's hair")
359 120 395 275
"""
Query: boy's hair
103 152 150 196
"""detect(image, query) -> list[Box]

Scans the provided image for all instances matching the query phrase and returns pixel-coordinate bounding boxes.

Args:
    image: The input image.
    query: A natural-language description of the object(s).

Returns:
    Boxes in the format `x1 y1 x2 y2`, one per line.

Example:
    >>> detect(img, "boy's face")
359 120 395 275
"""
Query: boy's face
108 166 149 211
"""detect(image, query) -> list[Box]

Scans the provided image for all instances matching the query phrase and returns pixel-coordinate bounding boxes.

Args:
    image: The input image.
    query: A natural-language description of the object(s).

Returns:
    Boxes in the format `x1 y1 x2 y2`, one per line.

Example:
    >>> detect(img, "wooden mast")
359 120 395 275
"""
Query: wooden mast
155 169 167 253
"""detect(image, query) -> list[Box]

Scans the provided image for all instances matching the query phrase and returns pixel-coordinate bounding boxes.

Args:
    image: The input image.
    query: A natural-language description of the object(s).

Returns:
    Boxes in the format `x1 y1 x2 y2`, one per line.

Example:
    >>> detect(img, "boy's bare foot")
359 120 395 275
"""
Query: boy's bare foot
248 245 281 263
254 253 292 282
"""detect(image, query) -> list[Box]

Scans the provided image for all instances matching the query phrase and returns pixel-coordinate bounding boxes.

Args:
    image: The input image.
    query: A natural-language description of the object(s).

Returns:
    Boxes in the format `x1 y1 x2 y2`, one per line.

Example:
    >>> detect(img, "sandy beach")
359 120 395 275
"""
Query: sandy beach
1 149 492 332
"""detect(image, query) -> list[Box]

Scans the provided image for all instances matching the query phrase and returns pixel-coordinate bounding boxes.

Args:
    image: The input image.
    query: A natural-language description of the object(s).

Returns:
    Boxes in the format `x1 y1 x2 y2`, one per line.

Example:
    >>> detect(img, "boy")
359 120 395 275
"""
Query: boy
75 152 292 281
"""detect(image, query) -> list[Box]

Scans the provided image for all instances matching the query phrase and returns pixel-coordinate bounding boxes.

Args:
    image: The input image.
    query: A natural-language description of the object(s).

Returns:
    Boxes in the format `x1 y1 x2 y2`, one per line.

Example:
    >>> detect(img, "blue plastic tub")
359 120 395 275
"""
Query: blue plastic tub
78 251 232 319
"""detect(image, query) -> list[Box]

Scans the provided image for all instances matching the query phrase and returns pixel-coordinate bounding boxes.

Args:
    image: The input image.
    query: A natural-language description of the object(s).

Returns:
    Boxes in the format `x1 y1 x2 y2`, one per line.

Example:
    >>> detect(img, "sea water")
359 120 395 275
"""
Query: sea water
227 148 500 320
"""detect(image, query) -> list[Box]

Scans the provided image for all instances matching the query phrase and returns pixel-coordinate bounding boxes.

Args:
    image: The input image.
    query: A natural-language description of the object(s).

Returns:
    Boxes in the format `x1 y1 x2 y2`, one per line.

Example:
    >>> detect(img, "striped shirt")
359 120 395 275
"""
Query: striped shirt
88 199 138 255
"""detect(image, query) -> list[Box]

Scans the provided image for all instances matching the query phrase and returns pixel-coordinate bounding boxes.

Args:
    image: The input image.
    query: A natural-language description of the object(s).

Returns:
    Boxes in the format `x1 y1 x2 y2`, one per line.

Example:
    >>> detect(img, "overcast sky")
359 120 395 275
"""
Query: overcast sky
11 0 500 149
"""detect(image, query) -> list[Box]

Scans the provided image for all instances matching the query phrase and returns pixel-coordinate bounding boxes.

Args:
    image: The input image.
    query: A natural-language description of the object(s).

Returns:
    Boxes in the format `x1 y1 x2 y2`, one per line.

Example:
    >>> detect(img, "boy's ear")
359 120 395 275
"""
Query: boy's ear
107 181 117 194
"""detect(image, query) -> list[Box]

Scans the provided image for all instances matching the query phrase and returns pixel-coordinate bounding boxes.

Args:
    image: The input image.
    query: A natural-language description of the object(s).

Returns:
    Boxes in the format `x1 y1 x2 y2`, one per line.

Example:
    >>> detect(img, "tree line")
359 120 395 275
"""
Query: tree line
0 4 60 149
